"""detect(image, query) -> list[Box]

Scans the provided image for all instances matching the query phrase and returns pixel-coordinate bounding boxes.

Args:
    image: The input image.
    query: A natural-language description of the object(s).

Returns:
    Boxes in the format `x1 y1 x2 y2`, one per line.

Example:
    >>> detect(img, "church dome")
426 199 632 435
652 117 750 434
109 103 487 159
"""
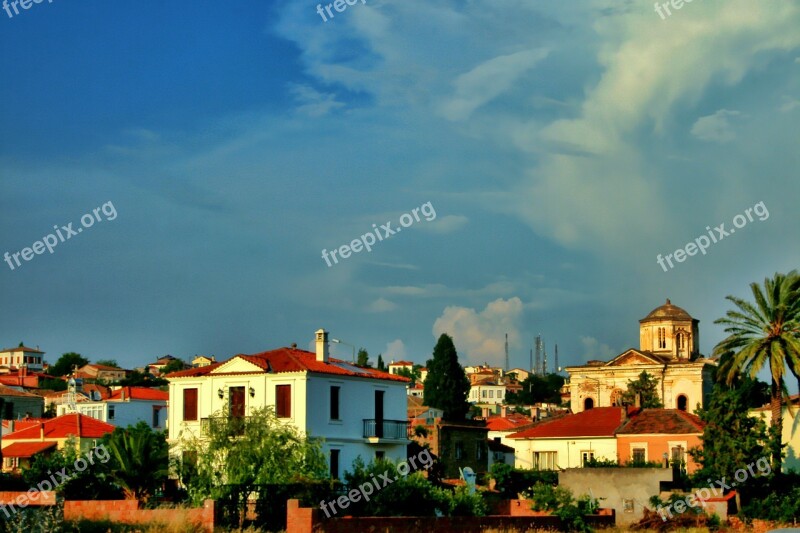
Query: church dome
640 299 694 322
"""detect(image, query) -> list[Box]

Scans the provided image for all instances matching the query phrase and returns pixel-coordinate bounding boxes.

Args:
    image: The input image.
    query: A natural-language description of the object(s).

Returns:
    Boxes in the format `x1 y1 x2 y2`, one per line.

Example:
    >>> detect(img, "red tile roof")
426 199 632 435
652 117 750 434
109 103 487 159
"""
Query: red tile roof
389 361 414 366
617 409 705 434
3 413 115 440
508 407 626 439
109 387 168 401
1 441 57 458
0 346 44 353
486 415 532 432
0 384 41 398
167 348 409 383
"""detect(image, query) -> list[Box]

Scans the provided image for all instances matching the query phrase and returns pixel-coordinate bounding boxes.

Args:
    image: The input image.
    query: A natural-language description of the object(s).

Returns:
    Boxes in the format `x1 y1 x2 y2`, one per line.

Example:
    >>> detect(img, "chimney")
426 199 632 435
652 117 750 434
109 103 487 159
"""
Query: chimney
315 329 329 363
121 388 126 401
635 392 641 409
501 405 507 417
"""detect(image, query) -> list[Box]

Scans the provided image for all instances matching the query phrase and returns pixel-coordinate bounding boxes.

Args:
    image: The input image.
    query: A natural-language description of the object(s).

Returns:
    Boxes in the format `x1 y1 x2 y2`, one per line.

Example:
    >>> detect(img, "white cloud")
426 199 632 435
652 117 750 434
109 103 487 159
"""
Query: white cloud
690 109 742 143
779 96 800 113
288 83 344 117
384 339 407 361
433 297 524 366
441 49 549 121
415 215 468 234
579 336 616 362
368 297 397 313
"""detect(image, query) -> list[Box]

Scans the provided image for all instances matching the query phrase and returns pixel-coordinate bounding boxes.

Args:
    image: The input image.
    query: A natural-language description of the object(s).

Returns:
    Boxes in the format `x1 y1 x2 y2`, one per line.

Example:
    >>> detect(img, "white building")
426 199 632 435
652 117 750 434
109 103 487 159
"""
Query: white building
166 329 410 479
57 386 168 430
506 407 623 469
0 345 44 372
469 379 507 405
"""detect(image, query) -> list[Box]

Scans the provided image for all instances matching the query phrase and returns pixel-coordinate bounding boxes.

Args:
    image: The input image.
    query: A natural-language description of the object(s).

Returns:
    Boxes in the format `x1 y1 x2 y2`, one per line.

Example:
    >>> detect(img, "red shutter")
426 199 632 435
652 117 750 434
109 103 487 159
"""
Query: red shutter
276 385 291 418
183 388 198 421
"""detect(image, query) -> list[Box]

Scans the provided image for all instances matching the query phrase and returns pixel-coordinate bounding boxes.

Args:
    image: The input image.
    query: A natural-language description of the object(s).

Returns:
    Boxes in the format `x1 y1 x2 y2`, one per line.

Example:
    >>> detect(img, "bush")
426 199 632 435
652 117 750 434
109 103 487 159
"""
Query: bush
489 464 558 499
526 483 602 533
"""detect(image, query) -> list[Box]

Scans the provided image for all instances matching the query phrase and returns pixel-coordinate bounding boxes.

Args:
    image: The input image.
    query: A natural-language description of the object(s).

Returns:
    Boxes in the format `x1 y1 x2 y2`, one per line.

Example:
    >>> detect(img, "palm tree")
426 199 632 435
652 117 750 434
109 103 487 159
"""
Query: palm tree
713 270 800 474
105 422 170 501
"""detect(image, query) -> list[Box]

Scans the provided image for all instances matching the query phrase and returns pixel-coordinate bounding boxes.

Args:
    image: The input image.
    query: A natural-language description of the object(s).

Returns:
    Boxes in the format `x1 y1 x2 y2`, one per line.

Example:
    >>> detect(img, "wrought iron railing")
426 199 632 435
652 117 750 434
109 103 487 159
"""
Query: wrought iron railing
362 419 408 440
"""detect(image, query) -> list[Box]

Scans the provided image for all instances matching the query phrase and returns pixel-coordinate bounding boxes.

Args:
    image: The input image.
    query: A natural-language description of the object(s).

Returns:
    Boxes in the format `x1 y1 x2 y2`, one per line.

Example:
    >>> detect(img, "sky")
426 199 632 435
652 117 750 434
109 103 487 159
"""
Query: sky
0 0 798 391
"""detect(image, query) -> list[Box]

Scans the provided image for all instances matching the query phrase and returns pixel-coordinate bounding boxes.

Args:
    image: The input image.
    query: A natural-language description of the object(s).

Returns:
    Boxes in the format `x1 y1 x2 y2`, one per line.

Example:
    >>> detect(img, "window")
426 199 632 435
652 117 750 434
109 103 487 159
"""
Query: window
376 451 385 460
482 390 487 398
229 386 246 419
276 385 291 418
533 451 557 470
330 449 340 479
489 390 494 398
476 443 485 461
624 499 635 513
581 451 595 466
455 441 464 460
498 390 503 398
183 388 198 421
632 448 646 463
584 397 594 410
152 407 159 428
330 386 340 420
677 395 688 411
108 405 115 420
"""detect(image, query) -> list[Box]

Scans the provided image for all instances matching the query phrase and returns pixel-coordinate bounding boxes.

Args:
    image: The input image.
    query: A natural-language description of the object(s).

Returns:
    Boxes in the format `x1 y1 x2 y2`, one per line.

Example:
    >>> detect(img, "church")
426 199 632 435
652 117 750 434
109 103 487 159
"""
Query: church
565 299 716 415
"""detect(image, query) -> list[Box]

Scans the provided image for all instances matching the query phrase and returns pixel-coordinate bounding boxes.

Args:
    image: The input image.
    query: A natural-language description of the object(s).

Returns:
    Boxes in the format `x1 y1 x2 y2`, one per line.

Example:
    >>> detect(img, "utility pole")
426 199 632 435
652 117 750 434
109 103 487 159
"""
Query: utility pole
504 333 509 372
554 344 559 374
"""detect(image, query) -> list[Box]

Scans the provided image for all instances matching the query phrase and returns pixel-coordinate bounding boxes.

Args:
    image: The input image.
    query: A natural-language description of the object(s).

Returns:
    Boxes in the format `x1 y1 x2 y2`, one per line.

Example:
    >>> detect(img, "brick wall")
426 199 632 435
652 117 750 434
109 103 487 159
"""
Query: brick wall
63 499 216 532
0 491 57 507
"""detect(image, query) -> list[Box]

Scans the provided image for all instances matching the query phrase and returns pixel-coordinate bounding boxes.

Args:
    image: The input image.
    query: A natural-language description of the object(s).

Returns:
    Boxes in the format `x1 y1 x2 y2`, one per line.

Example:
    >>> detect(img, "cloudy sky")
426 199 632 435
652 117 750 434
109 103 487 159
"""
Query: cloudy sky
1 1 798 389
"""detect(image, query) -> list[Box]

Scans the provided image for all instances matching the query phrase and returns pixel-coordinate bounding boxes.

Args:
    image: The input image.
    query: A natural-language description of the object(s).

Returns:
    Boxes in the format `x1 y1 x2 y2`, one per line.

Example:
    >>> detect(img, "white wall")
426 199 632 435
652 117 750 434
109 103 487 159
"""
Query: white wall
510 437 618 470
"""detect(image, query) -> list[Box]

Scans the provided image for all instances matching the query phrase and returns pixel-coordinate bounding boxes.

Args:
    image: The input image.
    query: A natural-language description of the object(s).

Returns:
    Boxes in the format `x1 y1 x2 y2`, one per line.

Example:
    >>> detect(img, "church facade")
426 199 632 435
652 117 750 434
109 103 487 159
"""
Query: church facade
565 299 716 415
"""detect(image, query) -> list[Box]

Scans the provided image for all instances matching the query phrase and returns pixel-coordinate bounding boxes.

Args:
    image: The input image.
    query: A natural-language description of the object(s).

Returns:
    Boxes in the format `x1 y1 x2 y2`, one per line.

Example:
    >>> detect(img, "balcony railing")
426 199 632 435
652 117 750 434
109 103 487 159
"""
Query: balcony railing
363 419 408 440
200 416 250 436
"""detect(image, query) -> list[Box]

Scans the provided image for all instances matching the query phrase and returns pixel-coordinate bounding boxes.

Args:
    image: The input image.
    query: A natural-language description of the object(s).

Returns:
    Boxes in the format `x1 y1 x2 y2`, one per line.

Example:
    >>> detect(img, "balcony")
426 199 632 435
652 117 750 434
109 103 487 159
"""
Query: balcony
362 419 409 443
200 416 250 436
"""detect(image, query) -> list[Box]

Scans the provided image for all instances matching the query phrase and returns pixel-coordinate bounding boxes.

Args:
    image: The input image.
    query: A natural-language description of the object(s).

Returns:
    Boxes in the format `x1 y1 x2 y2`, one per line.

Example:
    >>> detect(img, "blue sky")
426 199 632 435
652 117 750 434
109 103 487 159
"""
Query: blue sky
1 1 798 390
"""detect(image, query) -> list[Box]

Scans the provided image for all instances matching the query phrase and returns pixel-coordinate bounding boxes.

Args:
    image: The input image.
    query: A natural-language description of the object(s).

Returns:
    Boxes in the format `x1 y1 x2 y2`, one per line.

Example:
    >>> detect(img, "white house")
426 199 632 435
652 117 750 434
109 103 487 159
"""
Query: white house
166 329 410 479
0 345 44 372
57 386 168 430
469 379 507 405
506 407 623 469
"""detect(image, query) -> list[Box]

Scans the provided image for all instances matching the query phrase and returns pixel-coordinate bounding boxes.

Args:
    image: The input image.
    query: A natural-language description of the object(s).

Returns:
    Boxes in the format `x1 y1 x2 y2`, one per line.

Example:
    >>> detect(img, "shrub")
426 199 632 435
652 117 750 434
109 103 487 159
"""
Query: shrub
489 464 558 499
526 483 602 533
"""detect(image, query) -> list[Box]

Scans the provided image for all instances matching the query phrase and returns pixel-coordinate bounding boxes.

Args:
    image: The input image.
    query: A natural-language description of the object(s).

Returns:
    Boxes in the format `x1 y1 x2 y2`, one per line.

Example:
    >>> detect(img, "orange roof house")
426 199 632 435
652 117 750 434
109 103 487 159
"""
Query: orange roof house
615 408 705 472
1 413 115 472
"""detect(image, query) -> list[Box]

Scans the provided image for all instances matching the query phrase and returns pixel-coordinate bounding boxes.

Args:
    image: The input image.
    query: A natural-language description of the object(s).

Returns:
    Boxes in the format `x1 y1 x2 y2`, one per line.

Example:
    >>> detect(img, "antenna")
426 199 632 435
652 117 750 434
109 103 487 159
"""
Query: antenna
554 344 559 374
504 333 509 371
534 335 542 375
543 339 547 375
529 348 533 374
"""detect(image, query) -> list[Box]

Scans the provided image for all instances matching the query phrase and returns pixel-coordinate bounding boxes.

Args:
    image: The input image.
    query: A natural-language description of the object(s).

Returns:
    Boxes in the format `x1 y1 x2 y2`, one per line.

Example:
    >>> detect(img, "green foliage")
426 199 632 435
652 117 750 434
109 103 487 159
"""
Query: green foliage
505 373 565 405
583 457 619 467
50 352 89 376
94 359 119 368
22 436 121 500
178 406 328 508
39 378 67 391
423 334 471 421
621 371 664 408
526 483 600 533
119 370 167 387
356 348 371 367
102 422 169 501
689 379 773 501
342 456 485 517
376 354 386 371
413 424 428 437
490 464 558 499
161 358 187 374
395 365 422 385
713 269 800 473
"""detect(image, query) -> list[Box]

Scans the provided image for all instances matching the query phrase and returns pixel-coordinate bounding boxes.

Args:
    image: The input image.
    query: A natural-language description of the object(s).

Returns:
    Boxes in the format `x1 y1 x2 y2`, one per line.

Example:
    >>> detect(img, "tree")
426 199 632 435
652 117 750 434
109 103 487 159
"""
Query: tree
505 374 565 405
162 358 187 374
396 365 422 385
621 371 663 408
103 422 170 501
376 354 386 371
689 379 772 506
38 378 67 391
95 359 119 368
120 369 167 387
179 407 328 515
49 352 89 376
423 334 471 420
356 348 371 367
714 270 800 474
